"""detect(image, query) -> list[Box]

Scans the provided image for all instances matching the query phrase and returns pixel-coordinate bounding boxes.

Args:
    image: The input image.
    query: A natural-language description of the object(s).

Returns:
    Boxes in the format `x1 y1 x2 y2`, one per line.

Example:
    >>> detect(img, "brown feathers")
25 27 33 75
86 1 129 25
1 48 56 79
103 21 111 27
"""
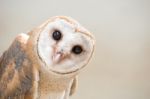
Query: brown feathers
0 36 35 98
0 16 95 99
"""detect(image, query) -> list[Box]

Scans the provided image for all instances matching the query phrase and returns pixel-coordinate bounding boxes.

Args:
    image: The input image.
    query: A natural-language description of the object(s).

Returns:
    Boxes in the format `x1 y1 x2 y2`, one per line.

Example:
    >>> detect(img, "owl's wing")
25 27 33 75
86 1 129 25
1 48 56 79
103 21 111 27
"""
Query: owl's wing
69 76 78 96
0 33 36 99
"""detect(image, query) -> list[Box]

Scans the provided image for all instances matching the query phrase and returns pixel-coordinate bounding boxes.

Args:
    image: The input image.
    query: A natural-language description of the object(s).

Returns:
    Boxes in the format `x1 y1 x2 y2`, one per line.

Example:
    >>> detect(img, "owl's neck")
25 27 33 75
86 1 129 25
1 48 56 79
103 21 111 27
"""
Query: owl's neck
38 66 73 99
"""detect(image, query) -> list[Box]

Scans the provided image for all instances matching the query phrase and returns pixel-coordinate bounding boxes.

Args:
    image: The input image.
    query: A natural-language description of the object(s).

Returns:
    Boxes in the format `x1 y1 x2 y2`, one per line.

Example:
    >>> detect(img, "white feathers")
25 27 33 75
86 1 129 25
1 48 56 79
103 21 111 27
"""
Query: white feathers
37 17 95 74
38 27 53 66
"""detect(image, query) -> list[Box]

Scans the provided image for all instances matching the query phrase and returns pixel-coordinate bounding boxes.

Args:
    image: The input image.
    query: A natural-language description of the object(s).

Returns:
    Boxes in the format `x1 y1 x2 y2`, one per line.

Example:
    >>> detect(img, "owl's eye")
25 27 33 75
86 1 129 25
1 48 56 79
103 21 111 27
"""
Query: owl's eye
52 30 62 41
72 45 83 54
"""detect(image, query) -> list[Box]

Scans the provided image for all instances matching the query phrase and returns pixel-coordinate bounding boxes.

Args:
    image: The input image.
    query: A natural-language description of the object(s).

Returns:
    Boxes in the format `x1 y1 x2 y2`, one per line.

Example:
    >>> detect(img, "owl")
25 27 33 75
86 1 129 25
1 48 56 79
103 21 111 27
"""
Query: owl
0 16 95 99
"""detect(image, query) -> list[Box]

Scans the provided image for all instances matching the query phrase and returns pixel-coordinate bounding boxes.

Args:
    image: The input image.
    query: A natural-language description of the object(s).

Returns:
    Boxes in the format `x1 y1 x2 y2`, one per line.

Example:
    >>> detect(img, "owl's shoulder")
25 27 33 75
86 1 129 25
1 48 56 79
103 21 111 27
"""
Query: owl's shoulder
0 33 38 98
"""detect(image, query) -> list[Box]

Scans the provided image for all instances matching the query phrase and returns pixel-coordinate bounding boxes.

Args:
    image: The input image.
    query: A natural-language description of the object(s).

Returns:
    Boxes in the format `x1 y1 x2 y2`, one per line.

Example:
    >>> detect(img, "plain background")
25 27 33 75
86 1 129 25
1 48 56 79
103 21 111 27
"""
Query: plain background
0 0 150 99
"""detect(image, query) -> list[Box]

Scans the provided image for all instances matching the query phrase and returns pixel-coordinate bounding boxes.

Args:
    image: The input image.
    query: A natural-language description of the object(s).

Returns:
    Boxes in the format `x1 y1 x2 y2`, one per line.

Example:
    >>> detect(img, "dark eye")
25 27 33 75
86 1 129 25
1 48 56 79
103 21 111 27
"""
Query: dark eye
72 45 83 54
52 30 62 41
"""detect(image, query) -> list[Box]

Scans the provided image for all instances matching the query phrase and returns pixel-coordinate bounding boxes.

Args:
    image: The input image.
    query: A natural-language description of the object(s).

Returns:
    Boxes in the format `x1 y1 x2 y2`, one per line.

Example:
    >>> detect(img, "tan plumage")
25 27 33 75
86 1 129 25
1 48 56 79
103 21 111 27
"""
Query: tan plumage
0 16 95 99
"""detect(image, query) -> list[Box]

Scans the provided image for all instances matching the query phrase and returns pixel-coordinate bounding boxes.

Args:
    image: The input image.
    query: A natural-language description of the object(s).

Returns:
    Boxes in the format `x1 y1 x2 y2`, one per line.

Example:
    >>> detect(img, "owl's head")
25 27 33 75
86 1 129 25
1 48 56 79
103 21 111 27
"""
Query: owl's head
29 16 95 75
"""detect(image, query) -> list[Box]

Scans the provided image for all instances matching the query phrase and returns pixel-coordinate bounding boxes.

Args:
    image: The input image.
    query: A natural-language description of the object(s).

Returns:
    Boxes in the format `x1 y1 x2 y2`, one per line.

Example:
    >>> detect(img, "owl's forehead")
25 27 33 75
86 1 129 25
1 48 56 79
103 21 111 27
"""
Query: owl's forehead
42 18 93 45
45 19 75 32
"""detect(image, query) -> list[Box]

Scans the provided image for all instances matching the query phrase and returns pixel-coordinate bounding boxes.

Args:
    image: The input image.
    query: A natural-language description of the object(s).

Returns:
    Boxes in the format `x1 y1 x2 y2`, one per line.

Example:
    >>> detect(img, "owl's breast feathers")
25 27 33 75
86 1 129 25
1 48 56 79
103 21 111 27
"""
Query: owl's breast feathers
0 35 36 98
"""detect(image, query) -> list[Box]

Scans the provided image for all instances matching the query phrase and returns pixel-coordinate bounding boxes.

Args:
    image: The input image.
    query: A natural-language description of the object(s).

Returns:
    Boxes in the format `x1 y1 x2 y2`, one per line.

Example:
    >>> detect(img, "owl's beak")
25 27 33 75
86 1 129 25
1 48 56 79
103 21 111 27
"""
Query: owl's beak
52 52 64 64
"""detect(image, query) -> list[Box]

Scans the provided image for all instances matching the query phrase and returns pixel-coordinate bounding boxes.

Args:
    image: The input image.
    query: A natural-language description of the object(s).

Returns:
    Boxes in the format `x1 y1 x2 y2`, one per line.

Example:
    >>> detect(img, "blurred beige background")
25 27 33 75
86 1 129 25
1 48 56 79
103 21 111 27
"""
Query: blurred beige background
0 0 150 99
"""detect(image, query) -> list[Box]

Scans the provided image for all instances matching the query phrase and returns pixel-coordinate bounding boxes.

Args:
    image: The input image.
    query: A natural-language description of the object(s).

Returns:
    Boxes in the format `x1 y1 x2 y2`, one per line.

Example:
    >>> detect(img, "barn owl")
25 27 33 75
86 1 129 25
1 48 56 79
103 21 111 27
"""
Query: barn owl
0 16 95 99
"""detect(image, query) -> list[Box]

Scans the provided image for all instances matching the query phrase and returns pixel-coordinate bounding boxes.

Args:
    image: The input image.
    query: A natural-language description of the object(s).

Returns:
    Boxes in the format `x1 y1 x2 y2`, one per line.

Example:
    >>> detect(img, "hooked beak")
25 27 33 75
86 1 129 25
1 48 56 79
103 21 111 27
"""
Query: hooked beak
52 52 64 64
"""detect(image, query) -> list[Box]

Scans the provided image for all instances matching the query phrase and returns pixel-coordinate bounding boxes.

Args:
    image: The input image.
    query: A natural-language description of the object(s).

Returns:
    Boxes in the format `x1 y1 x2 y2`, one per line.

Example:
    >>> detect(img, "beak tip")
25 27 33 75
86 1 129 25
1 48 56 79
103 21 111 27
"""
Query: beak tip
52 52 62 64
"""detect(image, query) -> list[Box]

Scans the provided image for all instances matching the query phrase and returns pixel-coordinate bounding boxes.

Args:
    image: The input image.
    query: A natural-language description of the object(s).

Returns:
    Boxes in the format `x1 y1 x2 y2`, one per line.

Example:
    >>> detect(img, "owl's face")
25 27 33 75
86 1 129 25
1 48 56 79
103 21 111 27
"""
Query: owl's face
37 17 94 74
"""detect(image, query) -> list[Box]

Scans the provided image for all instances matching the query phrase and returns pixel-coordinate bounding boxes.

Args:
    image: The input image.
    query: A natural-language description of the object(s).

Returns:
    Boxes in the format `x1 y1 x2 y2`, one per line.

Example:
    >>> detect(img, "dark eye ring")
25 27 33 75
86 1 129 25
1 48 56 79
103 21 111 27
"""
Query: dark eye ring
72 45 83 54
52 30 62 41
